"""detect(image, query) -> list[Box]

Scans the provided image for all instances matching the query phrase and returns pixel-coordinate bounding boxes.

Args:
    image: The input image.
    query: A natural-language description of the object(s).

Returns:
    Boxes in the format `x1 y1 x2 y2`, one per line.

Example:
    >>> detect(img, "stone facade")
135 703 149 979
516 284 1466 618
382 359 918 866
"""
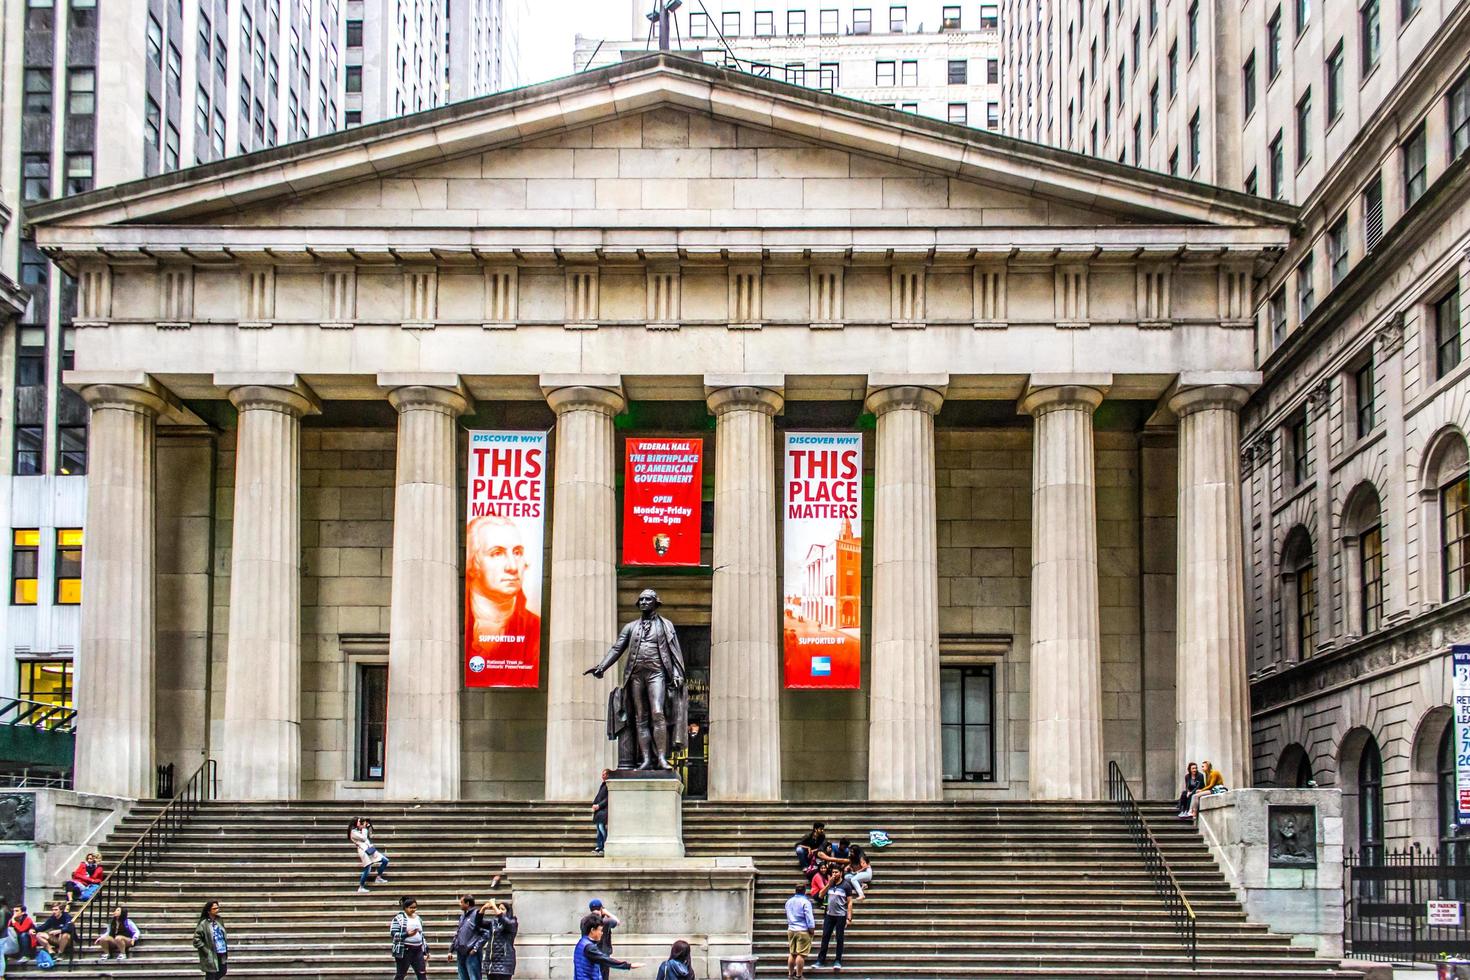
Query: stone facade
32 56 1289 803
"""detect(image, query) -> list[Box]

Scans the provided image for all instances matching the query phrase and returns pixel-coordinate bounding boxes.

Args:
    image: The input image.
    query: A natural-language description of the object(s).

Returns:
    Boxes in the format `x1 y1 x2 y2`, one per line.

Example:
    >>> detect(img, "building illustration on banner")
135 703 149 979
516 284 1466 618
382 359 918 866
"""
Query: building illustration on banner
783 432 863 689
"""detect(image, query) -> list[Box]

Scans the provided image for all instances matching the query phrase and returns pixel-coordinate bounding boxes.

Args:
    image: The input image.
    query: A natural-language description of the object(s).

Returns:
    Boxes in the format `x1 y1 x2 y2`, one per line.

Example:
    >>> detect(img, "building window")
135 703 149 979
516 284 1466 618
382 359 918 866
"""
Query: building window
1269 131 1285 199
876 61 895 85
1403 123 1427 207
1282 526 1316 658
1436 286 1463 380
819 8 837 33
940 665 995 782
64 153 92 195
754 10 773 36
1354 357 1376 437
888 5 905 31
1132 117 1143 163
345 65 362 93
1167 42 1178 97
18 660 73 715
1186 0 1199 57
1401 0 1420 20
345 109 362 126
1268 7 1282 79
345 18 362 45
147 14 163 67
1243 53 1257 118
689 12 708 37
948 103 968 125
1270 286 1288 344
986 58 999 84
58 425 86 475
354 663 388 781
1296 0 1311 34
1297 255 1316 320
1326 42 1345 124
986 102 999 128
853 8 871 33
948 59 967 85
1245 168 1259 195
1329 213 1349 284
54 528 82 604
1360 0 1380 75
67 68 95 116
979 4 998 29
11 530 40 605
788 10 806 34
1450 68 1470 162
1150 0 1159 33
941 5 960 29
22 154 50 202
1359 738 1385 864
23 68 51 115
1168 146 1179 175
1149 82 1159 133
900 61 917 85
722 12 740 36
1289 410 1311 485
900 102 918 113
1296 90 1312 166
1188 110 1201 171
1446 471 1470 601
1353 521 1383 633
1363 174 1384 252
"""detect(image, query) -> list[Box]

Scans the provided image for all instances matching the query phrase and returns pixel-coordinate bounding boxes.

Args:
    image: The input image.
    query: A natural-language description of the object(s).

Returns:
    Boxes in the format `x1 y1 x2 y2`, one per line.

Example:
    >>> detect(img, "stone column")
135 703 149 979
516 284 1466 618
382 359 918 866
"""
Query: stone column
706 380 784 801
383 383 470 799
220 383 315 800
865 381 946 801
1023 382 1106 801
1170 385 1252 788
74 381 169 799
543 380 625 801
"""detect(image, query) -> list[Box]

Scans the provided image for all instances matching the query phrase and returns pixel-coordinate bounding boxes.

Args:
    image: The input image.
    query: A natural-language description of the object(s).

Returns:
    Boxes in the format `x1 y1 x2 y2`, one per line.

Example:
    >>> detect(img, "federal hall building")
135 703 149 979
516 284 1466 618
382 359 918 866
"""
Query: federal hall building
30 56 1300 806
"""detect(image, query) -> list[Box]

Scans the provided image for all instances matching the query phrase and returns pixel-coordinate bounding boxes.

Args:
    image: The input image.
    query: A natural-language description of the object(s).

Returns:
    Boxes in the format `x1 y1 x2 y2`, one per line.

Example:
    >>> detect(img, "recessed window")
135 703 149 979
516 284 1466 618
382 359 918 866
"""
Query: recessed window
58 424 86 475
754 10 773 36
788 10 806 34
1281 525 1316 659
948 103 968 125
1354 357 1377 437
1289 410 1311 486
1167 42 1178 97
899 60 917 85
147 14 163 67
1296 0 1311 34
67 68 95 115
1296 89 1312 166
941 665 995 782
689 12 708 37
1243 53 1257 118
1326 43 1345 123
1149 81 1159 133
1168 146 1179 175
1445 471 1470 601
19 660 73 714
1268 7 1283 79
1359 523 1384 631
345 18 362 45
986 102 999 129
819 8 838 33
888 5 905 31
948 59 967 85
11 530 40 605
1435 285 1463 380
64 153 93 195
1402 123 1427 207
722 11 740 35
1297 255 1316 320
941 5 960 29
1400 0 1420 23
1245 167 1259 195
1362 174 1384 252
852 8 871 33
876 61 895 85
354 663 389 781
986 59 999 84
1187 110 1201 171
22 153 50 202
1270 286 1289 345
1186 0 1199 57
1132 116 1143 163
1269 131 1285 199
345 65 362 93
979 4 998 29
1360 0 1381 75
23 68 51 115
55 528 82 604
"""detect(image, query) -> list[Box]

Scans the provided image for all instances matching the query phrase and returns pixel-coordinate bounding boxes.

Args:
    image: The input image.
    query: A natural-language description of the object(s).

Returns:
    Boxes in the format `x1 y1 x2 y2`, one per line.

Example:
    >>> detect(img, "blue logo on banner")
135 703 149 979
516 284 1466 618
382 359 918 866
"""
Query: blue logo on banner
811 657 831 676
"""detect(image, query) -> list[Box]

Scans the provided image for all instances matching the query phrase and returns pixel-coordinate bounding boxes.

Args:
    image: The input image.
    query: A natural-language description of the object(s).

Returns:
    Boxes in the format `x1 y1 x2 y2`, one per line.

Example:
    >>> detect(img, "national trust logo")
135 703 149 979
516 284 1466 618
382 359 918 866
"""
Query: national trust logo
468 656 486 674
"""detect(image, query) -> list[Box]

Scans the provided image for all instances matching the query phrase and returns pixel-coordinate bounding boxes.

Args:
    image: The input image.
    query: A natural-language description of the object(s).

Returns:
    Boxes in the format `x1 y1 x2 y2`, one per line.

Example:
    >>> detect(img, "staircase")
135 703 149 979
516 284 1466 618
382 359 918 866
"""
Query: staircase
12 799 1359 979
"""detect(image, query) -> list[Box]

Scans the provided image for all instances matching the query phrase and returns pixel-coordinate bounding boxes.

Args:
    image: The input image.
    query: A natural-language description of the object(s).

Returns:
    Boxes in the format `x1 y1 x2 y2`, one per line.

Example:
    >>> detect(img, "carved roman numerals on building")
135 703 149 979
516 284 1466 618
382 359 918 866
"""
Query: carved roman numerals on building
402 270 438 328
1054 264 1089 328
647 268 680 329
973 266 1008 328
565 268 599 329
240 267 275 327
810 266 844 328
322 269 356 329
891 267 926 328
1136 265 1173 329
729 266 762 329
482 267 518 329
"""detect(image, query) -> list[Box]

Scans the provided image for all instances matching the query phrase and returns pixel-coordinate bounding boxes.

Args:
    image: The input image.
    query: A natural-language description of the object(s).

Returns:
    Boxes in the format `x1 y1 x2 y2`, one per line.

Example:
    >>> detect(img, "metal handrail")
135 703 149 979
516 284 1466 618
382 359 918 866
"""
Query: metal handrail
72 759 218 944
1107 760 1198 969
0 697 77 732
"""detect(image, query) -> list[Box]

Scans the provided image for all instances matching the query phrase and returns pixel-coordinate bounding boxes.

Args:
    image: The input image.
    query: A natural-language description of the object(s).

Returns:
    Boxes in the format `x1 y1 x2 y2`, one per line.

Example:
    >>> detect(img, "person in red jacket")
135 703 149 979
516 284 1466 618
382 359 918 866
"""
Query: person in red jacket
64 853 104 902
10 904 40 961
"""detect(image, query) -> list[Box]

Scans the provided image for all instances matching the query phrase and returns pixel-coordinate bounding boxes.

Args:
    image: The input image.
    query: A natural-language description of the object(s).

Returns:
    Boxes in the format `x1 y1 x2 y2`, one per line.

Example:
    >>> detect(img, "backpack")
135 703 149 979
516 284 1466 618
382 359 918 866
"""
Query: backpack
34 948 55 969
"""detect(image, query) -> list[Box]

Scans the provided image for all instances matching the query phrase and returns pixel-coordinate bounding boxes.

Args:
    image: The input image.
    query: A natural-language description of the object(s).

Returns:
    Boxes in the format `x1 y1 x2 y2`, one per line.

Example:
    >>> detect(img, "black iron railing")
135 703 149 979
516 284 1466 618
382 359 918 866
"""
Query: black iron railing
0 698 77 732
1107 760 1197 969
73 759 217 944
1346 845 1470 961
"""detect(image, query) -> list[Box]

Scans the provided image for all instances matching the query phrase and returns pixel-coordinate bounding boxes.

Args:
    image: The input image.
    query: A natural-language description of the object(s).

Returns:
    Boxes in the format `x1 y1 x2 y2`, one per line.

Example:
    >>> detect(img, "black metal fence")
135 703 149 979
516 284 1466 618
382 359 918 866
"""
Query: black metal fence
73 759 217 944
1346 846 1470 961
1107 760 1198 969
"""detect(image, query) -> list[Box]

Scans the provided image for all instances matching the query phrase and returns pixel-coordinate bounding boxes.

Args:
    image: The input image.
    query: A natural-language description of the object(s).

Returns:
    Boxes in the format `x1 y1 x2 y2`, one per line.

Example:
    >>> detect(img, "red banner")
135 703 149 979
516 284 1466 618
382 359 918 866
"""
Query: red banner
623 437 704 566
464 430 547 688
783 432 863 689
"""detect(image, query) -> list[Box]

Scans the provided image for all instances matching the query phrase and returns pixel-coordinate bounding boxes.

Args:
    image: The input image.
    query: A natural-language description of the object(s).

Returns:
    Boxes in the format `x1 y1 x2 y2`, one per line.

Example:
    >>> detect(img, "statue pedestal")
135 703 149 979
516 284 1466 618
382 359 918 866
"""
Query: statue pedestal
606 772 684 859
503 855 756 979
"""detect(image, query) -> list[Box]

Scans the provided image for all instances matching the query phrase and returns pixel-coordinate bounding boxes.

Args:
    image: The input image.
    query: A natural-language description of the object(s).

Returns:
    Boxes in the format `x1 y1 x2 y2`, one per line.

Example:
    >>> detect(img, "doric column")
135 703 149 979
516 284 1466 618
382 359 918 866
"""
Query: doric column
383 381 470 799
706 378 784 801
1023 381 1106 801
865 379 946 801
220 382 316 800
74 380 169 799
542 378 624 801
1169 384 1252 788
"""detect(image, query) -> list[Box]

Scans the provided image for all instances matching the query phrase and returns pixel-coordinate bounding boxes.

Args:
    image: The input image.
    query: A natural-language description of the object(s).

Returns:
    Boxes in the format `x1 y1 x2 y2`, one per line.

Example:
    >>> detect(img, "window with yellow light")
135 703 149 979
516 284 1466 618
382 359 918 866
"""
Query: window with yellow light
55 528 82 605
11 529 40 605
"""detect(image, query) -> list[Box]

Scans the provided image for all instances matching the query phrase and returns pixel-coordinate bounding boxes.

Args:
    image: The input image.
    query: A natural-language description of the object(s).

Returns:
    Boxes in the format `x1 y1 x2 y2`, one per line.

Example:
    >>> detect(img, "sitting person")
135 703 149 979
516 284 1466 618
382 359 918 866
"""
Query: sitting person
805 862 831 906
95 906 139 961
9 905 38 963
794 822 827 871
1187 761 1227 818
64 853 104 902
817 838 852 867
844 844 874 901
37 901 76 959
1176 762 1206 818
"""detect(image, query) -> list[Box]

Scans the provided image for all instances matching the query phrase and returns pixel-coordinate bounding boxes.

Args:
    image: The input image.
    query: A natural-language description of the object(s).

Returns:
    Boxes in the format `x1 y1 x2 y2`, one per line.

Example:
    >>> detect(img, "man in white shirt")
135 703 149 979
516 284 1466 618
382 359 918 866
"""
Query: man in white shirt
783 885 815 979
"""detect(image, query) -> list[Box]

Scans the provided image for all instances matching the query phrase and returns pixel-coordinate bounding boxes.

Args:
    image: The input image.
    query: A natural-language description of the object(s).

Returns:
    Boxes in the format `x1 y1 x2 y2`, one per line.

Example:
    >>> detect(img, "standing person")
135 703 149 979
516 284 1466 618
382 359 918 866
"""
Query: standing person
784 884 815 980
587 899 620 980
193 901 226 980
484 900 519 979
64 853 104 902
1176 762 1205 818
573 914 639 980
450 893 490 980
795 822 827 870
592 771 610 855
95 906 139 960
37 901 76 959
390 896 430 980
350 817 391 893
813 870 852 972
655 940 693 980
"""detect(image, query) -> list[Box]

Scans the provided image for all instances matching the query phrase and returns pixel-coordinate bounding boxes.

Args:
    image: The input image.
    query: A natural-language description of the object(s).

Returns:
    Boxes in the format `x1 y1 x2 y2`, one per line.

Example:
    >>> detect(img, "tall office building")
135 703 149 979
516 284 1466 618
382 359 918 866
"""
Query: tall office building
450 0 526 100
577 1 1002 129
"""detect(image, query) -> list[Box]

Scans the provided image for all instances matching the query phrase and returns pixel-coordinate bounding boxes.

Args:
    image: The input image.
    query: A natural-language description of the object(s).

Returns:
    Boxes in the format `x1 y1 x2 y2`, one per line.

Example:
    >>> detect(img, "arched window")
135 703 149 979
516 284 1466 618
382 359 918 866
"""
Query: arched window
1439 728 1469 867
1342 484 1385 636
1360 737 1385 865
1420 429 1469 605
1276 742 1314 788
1281 526 1317 660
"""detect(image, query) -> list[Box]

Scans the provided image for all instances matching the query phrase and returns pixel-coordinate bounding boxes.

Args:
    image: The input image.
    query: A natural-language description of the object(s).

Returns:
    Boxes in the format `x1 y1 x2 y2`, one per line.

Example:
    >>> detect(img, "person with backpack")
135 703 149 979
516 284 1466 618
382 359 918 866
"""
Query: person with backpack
350 816 390 894
655 940 693 980
484 900 518 979
390 896 430 980
192 901 226 979
573 914 638 980
37 901 76 960
449 893 491 980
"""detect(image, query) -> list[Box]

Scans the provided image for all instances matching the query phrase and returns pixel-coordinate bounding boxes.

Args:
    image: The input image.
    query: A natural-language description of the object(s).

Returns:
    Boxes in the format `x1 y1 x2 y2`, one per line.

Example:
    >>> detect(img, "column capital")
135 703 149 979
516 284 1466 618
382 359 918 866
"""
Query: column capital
227 384 319 418
706 385 784 417
78 377 172 417
864 384 946 417
545 385 626 417
386 384 472 416
1167 384 1251 418
1019 384 1105 418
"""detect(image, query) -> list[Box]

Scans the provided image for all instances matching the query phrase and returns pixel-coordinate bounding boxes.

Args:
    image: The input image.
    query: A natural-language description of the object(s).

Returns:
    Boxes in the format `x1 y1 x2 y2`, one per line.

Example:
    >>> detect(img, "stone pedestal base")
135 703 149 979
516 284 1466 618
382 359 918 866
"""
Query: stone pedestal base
503 856 756 979
606 774 684 859
1197 788 1344 958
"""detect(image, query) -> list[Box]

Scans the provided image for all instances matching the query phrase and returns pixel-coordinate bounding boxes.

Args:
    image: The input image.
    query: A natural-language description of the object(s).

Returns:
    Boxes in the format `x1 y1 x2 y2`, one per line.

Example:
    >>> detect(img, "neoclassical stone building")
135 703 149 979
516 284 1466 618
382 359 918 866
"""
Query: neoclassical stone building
29 56 1292 803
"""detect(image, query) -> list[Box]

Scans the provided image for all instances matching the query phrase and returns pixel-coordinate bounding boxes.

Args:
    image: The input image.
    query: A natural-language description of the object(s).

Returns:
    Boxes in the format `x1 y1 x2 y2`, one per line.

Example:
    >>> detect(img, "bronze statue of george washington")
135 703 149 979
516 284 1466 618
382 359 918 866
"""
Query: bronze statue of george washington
584 588 689 771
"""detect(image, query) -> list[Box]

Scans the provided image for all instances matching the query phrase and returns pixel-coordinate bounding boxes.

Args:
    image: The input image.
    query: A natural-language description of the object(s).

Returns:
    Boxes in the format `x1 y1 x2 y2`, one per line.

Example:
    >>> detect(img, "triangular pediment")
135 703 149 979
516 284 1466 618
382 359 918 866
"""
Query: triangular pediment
27 55 1295 234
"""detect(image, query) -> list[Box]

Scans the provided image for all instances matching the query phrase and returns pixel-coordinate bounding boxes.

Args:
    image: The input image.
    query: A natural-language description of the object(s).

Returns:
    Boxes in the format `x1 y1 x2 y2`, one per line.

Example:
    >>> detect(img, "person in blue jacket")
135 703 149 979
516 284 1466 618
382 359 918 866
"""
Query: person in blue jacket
573 914 640 980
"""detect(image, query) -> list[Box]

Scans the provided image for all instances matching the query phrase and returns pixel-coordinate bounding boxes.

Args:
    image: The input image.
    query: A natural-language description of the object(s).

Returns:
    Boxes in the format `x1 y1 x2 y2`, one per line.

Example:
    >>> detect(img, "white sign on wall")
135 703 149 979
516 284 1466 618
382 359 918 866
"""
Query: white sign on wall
1429 901 1463 927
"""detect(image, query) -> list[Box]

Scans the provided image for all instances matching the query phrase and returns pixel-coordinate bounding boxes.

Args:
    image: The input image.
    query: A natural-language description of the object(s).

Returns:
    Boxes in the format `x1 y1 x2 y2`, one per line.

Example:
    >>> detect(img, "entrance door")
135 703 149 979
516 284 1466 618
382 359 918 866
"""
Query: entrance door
679 625 710 799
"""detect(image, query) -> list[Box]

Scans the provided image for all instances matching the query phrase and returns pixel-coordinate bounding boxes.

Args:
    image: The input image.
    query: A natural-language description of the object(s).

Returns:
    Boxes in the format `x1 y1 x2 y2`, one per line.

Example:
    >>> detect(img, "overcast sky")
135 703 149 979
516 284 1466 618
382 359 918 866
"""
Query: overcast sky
518 1 640 87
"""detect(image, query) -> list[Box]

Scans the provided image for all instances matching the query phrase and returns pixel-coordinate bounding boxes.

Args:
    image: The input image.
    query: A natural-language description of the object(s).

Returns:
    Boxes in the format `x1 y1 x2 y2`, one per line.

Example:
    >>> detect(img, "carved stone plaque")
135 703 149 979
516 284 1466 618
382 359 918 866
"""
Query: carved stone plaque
0 794 36 841
1268 804 1317 868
